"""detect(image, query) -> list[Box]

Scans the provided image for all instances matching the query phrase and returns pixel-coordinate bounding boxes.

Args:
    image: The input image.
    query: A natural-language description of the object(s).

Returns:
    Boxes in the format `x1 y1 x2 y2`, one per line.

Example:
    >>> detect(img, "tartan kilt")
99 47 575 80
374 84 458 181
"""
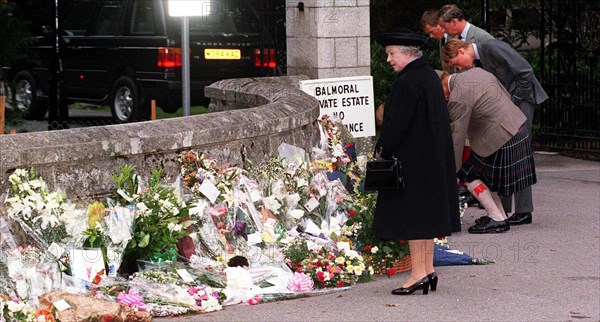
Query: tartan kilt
457 126 536 196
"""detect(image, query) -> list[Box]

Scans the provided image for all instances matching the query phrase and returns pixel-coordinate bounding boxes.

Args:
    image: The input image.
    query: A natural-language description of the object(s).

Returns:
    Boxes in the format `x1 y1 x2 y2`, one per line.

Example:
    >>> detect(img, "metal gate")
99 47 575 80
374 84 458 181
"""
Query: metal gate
539 0 600 153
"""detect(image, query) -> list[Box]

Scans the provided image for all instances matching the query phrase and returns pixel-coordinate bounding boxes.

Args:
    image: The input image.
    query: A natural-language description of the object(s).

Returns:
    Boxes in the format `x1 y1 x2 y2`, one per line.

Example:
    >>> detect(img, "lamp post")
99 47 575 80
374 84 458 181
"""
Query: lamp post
168 1 206 117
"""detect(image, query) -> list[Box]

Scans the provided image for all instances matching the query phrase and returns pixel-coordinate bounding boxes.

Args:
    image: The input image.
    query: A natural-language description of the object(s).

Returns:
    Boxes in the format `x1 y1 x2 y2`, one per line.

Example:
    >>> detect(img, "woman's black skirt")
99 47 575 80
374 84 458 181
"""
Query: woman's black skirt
457 126 536 196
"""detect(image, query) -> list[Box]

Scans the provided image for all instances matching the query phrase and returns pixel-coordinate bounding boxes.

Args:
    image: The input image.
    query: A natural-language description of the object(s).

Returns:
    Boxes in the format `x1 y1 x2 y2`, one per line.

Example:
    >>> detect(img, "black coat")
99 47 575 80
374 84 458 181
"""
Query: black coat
373 57 461 240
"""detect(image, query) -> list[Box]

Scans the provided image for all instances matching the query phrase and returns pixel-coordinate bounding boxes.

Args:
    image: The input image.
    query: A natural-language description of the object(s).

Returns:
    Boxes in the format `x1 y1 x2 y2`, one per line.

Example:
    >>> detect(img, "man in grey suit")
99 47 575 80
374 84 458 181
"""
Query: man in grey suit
442 38 549 226
437 4 494 43
439 67 536 233
421 9 448 68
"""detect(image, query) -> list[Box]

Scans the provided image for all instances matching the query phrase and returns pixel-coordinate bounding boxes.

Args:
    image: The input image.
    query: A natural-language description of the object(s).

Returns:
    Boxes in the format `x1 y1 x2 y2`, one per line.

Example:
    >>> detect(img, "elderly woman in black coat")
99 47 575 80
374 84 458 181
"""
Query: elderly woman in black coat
373 27 461 295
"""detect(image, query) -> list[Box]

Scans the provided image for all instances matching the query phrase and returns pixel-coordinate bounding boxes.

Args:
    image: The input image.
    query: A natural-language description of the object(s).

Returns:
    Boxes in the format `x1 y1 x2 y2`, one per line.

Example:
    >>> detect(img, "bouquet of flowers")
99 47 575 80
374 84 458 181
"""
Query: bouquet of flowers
125 169 192 263
188 286 226 312
296 246 372 288
286 237 373 288
180 151 240 206
4 168 84 247
0 296 37 321
3 246 61 304
316 115 356 174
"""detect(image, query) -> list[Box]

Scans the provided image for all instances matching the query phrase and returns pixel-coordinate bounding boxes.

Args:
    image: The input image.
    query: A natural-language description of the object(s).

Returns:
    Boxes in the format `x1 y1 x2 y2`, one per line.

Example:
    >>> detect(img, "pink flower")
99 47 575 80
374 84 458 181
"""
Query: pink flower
248 295 262 305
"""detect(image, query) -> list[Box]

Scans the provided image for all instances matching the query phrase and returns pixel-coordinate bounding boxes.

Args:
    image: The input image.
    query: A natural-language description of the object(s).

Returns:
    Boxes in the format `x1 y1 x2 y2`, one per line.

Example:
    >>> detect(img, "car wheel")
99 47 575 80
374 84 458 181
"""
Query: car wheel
110 76 149 123
12 70 48 120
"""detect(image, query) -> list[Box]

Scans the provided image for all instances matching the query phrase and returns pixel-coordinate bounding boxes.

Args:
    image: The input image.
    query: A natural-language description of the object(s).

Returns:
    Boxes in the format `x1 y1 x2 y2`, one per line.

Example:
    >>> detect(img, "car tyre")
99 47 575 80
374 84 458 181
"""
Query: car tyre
110 76 150 123
12 70 48 120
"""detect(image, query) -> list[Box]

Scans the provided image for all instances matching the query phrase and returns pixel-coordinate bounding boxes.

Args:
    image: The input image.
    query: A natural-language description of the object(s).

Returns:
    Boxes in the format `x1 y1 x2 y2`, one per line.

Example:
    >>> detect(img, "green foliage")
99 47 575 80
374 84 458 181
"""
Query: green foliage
124 168 192 262
370 44 396 107
283 237 310 270
110 165 139 206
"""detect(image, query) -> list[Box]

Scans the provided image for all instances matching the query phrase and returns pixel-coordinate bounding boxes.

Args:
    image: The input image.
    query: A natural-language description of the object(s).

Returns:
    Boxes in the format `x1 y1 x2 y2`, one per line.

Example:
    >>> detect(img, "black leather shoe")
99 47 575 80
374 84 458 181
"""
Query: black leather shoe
474 215 489 224
508 212 532 225
427 272 438 292
468 217 510 234
391 276 430 295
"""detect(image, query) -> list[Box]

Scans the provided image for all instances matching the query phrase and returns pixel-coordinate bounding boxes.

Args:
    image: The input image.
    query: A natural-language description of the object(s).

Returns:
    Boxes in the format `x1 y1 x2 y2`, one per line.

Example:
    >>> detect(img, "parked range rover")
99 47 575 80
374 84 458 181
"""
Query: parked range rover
3 0 277 122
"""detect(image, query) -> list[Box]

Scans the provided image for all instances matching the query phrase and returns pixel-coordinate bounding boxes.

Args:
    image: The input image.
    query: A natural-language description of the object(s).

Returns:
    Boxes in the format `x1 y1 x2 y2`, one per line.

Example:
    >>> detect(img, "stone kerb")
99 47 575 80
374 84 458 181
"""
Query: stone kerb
0 76 320 202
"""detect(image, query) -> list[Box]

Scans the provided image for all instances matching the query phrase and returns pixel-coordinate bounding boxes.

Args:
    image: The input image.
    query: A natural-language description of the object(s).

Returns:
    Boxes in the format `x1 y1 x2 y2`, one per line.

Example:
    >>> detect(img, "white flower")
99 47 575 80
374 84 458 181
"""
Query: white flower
296 177 308 188
288 209 305 220
346 265 354 274
6 300 25 313
136 202 148 212
167 222 182 232
335 257 345 265
262 195 281 213
33 210 59 230
201 296 222 312
285 193 301 207
370 246 379 254
353 265 364 275
344 249 359 260
188 199 208 218
271 180 287 200
332 144 345 158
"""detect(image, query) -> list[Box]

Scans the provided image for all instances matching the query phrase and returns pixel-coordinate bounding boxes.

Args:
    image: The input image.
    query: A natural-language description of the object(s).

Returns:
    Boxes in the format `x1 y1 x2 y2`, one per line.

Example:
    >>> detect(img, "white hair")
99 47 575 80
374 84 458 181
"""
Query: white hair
395 45 422 58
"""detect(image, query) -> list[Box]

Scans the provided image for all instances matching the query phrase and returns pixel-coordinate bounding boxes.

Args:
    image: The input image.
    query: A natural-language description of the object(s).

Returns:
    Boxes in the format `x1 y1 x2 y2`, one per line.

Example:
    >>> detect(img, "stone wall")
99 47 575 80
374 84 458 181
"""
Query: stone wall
286 0 371 79
0 76 319 202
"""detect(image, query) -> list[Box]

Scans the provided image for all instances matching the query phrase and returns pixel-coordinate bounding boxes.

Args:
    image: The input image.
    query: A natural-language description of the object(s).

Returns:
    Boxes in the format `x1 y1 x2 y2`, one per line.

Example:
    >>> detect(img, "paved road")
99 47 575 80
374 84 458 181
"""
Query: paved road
159 152 600 321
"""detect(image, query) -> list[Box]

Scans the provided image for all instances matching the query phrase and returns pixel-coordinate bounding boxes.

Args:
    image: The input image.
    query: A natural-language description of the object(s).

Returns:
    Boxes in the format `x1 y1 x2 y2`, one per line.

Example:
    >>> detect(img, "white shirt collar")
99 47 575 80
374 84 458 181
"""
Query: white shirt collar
473 43 481 60
461 22 471 40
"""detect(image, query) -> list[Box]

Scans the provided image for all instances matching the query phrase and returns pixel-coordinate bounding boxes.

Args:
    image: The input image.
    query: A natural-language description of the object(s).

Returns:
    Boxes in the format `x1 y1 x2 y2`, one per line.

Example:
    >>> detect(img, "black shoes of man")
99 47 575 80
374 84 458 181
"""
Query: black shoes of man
469 212 532 234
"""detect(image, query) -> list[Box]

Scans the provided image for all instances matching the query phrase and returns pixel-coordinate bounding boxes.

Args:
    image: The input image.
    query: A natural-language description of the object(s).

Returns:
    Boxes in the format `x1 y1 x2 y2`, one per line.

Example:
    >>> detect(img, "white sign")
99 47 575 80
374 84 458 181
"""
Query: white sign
300 76 376 138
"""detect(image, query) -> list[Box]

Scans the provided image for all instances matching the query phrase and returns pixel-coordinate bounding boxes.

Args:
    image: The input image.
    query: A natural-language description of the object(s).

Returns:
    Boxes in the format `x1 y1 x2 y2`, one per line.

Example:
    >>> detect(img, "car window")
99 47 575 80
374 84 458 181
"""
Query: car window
63 0 97 36
90 0 123 36
189 0 260 34
130 0 156 35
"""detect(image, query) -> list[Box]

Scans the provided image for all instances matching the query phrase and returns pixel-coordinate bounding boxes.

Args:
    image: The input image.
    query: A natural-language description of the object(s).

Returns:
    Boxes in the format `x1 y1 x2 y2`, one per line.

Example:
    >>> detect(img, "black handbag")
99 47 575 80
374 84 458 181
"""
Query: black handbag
364 157 404 191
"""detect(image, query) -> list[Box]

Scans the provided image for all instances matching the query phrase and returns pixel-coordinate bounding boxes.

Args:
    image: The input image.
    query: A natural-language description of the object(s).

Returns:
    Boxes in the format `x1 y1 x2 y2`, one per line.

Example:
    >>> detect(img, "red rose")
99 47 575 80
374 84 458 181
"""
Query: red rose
399 240 406 244
386 268 396 277
365 245 372 251
317 271 325 282
336 281 345 288
437 236 446 241
349 209 356 216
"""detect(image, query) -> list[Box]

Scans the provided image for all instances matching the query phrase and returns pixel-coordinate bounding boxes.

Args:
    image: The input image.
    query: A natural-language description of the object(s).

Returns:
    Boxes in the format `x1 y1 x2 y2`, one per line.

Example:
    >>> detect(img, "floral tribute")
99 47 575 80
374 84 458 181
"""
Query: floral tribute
297 246 372 289
4 168 83 246
0 116 445 319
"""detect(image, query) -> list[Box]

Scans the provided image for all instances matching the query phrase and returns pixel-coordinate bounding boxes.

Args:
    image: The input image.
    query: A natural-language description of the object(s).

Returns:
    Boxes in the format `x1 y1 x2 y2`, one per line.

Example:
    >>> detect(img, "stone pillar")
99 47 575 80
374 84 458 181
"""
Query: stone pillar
286 0 371 79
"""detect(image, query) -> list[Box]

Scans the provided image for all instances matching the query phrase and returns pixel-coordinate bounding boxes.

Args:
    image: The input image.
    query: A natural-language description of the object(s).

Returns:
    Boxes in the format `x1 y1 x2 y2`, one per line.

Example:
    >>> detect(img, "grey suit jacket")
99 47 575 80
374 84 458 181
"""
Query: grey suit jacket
464 24 494 43
477 39 549 105
447 68 527 170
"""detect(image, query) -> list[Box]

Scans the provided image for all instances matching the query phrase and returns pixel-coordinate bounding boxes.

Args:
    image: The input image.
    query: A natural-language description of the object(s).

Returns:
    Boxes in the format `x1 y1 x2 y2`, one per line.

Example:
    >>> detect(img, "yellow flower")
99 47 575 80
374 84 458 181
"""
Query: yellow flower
87 201 105 228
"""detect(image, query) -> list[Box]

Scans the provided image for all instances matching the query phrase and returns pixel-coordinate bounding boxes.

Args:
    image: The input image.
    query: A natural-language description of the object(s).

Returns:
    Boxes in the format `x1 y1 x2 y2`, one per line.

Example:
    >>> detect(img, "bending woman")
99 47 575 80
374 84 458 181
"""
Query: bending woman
440 68 537 234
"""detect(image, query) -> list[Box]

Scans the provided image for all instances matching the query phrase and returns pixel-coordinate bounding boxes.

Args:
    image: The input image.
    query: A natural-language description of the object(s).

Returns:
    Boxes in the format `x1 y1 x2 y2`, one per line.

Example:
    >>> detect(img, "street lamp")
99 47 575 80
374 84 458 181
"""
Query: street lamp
167 1 210 116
